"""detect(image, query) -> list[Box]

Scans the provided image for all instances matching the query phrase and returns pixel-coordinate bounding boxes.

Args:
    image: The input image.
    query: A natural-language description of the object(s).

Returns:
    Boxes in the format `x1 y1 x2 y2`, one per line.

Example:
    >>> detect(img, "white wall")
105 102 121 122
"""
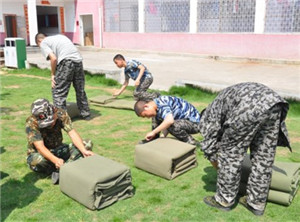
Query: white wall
64 1 76 32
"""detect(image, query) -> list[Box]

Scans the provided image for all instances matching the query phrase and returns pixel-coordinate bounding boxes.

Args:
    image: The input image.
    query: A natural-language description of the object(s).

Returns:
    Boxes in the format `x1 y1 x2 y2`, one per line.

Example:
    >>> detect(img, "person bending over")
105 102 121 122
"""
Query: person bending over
113 54 159 101
26 98 94 182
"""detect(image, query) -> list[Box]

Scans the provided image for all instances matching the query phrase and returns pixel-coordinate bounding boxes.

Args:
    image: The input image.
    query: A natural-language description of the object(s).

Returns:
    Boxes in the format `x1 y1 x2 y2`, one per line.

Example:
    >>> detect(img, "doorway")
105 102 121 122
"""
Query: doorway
80 14 94 46
4 15 17 37
36 6 59 35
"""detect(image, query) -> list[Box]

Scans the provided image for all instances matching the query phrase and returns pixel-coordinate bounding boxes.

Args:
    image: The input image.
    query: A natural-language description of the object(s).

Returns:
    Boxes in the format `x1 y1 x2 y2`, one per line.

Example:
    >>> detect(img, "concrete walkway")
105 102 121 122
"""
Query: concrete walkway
27 47 300 100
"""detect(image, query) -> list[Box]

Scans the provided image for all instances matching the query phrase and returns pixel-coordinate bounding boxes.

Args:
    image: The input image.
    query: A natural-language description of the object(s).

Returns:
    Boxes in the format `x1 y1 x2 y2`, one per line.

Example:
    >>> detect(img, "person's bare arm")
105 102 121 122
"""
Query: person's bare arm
33 140 64 169
135 65 145 86
68 129 94 157
145 114 174 141
48 52 57 88
113 79 129 96
210 161 218 169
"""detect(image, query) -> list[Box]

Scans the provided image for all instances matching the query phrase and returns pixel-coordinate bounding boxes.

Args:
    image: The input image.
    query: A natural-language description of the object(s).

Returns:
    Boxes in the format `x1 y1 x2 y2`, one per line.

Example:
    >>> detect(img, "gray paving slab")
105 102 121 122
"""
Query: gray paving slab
26 47 300 100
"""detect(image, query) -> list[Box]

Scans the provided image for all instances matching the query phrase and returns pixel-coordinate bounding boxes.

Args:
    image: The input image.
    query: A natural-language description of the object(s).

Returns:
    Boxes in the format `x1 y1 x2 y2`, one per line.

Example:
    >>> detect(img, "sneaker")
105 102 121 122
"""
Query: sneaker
203 196 232 212
239 196 264 216
82 115 92 121
51 171 59 185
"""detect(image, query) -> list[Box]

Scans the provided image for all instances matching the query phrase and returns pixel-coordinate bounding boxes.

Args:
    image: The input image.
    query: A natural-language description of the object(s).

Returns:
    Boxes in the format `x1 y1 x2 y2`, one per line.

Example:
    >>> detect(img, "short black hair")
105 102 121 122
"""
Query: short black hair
113 54 125 61
35 33 47 44
134 100 147 116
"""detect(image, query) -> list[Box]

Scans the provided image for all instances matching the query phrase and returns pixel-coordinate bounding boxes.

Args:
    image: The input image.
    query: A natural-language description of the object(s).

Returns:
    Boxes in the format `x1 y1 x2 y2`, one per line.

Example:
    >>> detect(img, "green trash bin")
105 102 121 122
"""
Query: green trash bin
4 38 27 69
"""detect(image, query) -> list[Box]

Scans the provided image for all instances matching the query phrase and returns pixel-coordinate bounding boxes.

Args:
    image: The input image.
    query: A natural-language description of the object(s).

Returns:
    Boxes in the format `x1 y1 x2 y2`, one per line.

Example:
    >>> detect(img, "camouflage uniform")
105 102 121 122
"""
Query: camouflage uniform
152 96 201 144
124 59 158 101
199 82 291 211
53 60 90 118
26 107 92 174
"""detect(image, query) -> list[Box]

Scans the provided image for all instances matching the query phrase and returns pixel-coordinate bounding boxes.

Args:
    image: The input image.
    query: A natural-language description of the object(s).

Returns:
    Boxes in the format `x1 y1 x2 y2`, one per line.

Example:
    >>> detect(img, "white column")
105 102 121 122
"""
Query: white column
190 0 198 33
254 0 267 34
27 0 38 45
138 0 145 33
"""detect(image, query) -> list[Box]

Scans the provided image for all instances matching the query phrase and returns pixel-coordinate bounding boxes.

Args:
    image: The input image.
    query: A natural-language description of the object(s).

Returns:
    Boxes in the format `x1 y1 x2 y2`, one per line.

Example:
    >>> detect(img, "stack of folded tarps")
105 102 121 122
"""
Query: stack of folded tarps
60 155 134 210
66 102 80 118
135 138 197 180
89 95 135 110
240 155 300 206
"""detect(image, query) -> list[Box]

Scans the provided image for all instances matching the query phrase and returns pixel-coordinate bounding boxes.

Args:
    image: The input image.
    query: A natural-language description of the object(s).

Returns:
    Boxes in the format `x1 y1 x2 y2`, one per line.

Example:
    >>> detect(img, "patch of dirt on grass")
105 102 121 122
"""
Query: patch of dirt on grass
3 73 49 80
290 137 300 143
276 148 290 157
4 85 20 89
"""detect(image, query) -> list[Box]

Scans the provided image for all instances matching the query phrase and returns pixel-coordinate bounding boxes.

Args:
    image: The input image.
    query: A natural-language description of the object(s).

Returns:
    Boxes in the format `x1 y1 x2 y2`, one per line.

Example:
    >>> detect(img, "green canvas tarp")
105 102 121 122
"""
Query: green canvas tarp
135 138 197 180
240 155 300 206
89 95 135 110
66 102 80 118
59 155 134 210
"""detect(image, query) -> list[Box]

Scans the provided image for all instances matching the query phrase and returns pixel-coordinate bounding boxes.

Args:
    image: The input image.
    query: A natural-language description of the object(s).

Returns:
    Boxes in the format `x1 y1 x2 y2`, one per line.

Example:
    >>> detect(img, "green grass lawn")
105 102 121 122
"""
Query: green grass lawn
1 68 300 222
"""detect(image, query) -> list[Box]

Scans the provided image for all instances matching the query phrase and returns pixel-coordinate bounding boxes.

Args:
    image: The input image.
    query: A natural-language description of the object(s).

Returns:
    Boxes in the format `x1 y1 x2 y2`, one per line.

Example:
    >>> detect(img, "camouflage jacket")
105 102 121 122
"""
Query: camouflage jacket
199 82 291 161
25 108 73 155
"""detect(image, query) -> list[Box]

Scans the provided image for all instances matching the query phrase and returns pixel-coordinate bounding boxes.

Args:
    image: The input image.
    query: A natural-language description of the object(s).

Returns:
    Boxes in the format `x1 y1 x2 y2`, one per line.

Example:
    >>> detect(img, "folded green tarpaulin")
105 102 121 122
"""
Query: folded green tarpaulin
240 155 300 206
239 181 299 206
89 95 116 104
135 138 197 180
241 155 300 192
89 95 135 110
66 102 80 118
59 155 134 210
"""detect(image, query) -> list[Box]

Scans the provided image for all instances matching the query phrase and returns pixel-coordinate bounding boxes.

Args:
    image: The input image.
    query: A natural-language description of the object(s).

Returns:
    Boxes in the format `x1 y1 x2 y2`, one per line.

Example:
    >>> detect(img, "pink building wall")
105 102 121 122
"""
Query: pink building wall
102 32 300 60
73 0 104 47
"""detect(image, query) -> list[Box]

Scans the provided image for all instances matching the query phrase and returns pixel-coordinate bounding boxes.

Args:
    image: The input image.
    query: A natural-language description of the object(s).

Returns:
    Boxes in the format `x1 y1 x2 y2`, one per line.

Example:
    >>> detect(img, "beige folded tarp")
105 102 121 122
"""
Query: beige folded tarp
89 95 135 110
135 138 197 180
60 155 134 210
66 102 80 118
240 154 300 206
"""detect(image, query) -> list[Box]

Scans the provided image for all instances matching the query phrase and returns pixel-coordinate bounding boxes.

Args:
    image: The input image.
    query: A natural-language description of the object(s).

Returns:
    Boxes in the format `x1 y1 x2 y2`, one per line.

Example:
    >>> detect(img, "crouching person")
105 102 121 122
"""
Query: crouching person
134 95 201 145
26 98 94 182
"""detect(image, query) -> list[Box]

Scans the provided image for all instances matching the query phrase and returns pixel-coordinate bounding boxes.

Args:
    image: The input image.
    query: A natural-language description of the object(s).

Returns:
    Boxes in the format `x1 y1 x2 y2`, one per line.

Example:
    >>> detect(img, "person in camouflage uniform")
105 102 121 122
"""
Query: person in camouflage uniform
35 33 91 120
26 98 94 177
199 82 291 216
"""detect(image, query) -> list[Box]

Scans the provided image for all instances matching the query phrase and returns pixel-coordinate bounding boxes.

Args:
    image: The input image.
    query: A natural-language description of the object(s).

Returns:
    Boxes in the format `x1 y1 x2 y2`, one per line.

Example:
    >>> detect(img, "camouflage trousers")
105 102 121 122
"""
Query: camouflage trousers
215 104 282 211
152 118 200 144
27 139 93 174
134 76 159 101
52 59 90 117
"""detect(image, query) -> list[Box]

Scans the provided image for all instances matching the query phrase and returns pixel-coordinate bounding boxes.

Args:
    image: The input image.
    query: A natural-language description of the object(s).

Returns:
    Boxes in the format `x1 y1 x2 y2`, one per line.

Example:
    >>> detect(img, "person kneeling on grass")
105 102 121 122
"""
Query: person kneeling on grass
26 98 94 184
113 54 159 101
134 82 291 216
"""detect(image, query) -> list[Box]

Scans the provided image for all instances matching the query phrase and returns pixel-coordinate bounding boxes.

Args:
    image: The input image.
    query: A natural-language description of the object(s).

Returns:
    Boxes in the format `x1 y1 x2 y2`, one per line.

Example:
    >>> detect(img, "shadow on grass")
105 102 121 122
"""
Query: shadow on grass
71 108 101 122
202 166 217 192
1 172 46 221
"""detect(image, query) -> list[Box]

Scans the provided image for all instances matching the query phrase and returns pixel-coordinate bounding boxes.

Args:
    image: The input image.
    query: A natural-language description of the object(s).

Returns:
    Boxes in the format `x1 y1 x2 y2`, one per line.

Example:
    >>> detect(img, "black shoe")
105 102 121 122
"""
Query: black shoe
51 171 59 185
239 196 264 216
203 196 232 212
82 115 92 120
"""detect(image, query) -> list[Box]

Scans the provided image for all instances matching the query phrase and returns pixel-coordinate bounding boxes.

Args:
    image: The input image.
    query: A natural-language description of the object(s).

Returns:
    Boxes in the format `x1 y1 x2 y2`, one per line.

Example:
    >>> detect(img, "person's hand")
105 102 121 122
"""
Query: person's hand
82 150 94 157
135 79 140 87
51 75 56 88
55 158 64 169
113 90 120 97
145 131 156 141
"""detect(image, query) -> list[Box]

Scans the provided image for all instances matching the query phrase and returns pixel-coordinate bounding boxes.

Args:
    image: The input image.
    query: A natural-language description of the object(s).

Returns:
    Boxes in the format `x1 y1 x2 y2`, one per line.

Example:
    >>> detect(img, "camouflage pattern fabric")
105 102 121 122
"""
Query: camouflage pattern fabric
26 108 73 155
31 98 55 128
199 82 290 211
152 118 200 145
27 140 93 174
133 75 159 101
52 59 90 118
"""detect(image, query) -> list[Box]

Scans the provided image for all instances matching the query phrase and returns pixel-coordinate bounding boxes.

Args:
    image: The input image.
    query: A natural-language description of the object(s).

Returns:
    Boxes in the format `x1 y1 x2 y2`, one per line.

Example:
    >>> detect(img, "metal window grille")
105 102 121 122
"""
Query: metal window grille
145 0 190 32
104 0 139 32
265 0 300 33
197 0 256 32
